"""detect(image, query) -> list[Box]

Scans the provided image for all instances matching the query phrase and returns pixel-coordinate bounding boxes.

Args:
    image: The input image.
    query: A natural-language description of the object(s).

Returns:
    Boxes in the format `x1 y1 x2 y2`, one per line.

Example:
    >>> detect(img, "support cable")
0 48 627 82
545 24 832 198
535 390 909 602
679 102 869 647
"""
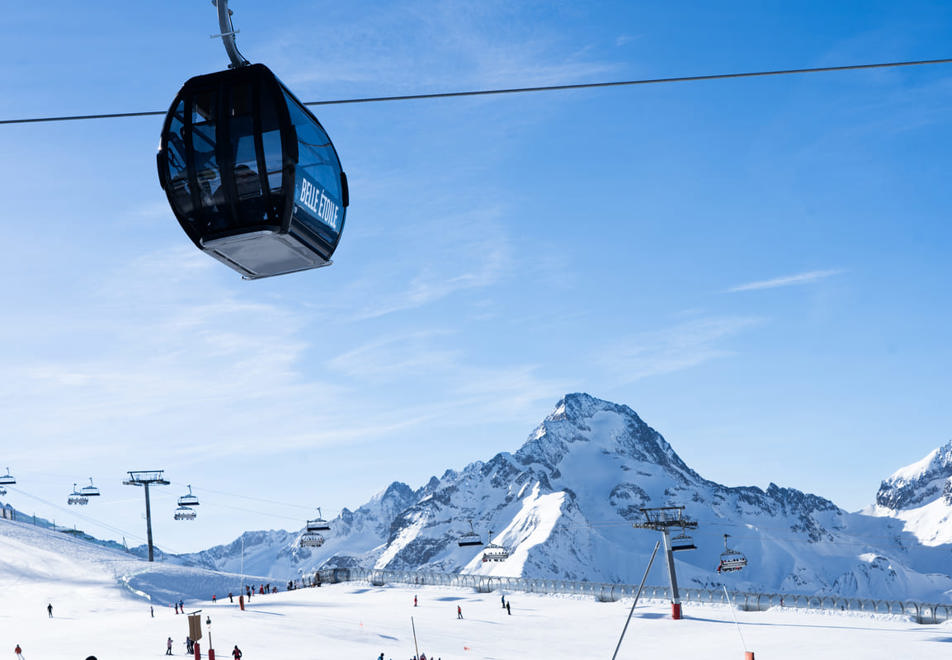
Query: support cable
0 57 949 126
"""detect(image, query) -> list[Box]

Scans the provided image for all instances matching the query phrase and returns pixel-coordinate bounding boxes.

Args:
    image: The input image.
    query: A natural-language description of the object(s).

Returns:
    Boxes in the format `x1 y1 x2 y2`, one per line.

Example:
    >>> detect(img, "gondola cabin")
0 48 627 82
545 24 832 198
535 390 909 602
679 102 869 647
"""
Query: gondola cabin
158 63 348 279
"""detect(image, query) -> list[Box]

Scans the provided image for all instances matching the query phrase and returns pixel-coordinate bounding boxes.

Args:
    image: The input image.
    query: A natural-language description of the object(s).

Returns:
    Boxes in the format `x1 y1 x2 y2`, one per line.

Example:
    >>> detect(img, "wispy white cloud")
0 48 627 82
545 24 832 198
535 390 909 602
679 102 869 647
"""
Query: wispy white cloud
257 0 621 95
599 316 762 383
725 269 844 293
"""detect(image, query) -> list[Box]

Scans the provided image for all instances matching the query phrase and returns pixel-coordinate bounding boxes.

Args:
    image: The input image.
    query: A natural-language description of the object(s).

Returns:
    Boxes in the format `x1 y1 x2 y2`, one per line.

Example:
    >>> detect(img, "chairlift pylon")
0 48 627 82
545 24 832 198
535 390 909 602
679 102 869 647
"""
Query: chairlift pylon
717 533 747 573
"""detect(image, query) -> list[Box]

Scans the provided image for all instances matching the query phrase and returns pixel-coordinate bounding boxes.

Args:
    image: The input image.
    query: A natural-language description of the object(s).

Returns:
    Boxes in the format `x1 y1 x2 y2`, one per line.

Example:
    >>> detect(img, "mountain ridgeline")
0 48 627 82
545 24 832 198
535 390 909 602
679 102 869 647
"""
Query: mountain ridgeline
182 393 952 601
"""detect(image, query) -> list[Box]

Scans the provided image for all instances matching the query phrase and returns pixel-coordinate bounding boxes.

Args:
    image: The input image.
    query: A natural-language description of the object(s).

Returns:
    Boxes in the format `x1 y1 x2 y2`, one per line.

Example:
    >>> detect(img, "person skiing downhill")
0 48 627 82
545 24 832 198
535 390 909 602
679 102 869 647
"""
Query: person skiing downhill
457 605 463 619
47 603 53 618
232 645 242 659
14 644 24 660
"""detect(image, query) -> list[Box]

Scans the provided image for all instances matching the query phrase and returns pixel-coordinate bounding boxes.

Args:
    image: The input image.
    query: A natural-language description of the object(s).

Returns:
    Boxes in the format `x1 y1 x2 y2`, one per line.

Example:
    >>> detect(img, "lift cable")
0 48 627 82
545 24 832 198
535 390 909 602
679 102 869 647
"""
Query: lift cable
0 57 950 126
167 481 323 513
4 485 154 549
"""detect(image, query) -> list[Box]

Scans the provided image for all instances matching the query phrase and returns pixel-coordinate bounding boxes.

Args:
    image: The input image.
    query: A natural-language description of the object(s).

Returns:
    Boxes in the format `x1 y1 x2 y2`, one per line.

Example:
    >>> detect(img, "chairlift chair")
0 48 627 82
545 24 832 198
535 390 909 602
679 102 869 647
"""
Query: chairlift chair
717 534 748 573
458 520 483 548
300 531 324 548
67 484 89 506
80 477 101 497
481 531 510 562
0 468 15 486
306 507 331 532
670 526 696 552
174 505 197 521
178 485 200 507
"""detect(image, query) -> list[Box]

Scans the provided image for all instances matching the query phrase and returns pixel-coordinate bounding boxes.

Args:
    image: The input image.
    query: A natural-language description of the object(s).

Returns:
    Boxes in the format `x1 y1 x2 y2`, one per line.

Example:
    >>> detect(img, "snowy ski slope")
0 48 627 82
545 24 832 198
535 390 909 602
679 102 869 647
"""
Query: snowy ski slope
2 515 951 659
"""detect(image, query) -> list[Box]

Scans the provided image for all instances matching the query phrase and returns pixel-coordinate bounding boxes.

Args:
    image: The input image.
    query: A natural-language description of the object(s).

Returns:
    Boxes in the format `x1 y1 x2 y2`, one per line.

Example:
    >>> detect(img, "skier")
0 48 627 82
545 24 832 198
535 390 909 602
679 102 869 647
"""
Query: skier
213 594 217 603
151 605 154 618
14 644 24 660
232 645 242 659
166 637 173 655
501 593 505 608
414 595 418 607
506 601 511 615
457 605 463 620
174 603 179 615
47 603 53 618
229 592 234 603
179 599 185 612
185 637 193 654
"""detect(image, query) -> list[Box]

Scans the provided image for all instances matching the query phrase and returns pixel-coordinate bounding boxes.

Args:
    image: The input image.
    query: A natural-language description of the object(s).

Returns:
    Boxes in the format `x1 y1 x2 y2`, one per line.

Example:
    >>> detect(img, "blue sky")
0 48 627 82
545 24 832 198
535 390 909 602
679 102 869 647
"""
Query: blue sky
0 1 949 552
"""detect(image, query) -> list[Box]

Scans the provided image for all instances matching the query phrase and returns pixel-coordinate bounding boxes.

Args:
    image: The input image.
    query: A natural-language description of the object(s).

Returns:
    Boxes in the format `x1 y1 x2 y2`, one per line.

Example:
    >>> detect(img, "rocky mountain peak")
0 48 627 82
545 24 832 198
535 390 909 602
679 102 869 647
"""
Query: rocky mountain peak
876 440 952 510
514 393 695 479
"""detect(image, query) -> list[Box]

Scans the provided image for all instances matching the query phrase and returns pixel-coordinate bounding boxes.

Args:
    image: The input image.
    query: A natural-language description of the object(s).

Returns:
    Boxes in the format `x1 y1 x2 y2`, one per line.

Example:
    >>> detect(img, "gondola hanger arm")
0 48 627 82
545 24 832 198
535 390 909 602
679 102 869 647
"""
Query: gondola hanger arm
211 0 249 68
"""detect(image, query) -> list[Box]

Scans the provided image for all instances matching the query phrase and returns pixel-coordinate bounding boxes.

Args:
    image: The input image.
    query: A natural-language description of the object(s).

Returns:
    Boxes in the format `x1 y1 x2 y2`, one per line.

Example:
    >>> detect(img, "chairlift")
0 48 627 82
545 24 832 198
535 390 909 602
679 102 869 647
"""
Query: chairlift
458 519 483 548
178 484 200 507
717 534 748 573
157 1 348 279
67 484 89 506
174 505 197 521
0 467 15 486
481 531 509 562
80 477 101 497
670 525 696 552
306 507 330 532
300 531 325 548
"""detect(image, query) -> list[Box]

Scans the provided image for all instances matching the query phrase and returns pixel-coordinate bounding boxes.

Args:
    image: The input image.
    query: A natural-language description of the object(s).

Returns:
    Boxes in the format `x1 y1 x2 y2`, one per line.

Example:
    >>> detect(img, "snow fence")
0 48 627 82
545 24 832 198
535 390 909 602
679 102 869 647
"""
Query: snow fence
320 568 952 624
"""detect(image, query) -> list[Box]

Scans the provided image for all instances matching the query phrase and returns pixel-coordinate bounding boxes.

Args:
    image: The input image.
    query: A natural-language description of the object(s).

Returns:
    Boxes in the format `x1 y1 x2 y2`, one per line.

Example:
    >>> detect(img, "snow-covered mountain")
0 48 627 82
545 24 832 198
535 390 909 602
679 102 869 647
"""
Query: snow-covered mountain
866 441 952 547
181 393 952 601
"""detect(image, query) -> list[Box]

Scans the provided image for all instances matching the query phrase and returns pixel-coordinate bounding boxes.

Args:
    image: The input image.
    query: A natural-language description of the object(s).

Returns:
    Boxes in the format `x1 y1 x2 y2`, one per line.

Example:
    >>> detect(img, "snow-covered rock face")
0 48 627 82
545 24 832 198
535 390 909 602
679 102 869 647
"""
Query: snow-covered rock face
876 442 952 510
866 441 952 548
178 393 952 601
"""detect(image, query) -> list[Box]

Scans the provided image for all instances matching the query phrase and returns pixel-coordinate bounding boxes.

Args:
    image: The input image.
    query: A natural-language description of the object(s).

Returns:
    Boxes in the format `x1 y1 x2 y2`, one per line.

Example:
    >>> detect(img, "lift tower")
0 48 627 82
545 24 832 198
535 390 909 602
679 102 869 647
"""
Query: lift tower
633 506 697 619
123 470 169 562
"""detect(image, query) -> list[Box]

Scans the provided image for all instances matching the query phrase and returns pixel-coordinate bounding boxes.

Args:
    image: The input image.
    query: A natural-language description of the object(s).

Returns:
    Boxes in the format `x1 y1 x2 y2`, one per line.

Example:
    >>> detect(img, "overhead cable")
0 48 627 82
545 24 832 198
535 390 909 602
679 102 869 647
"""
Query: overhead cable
0 57 950 126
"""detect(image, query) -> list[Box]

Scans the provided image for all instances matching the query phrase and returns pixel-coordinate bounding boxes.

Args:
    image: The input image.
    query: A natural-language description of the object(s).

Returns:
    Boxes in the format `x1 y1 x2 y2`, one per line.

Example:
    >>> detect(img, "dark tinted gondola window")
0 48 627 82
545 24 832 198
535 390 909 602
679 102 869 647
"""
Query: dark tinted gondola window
165 99 194 223
226 81 266 228
190 89 228 233
283 91 343 245
258 82 284 224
